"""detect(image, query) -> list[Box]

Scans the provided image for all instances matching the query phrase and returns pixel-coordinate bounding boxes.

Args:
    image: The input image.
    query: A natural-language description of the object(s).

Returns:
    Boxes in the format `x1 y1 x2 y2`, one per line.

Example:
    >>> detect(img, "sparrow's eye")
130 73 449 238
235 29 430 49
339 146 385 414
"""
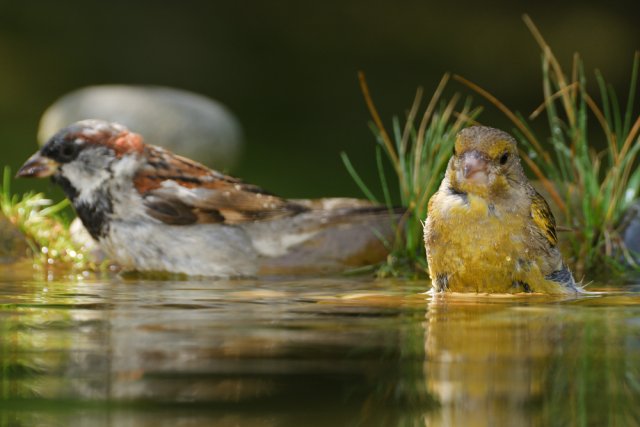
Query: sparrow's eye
499 152 509 165
56 141 81 163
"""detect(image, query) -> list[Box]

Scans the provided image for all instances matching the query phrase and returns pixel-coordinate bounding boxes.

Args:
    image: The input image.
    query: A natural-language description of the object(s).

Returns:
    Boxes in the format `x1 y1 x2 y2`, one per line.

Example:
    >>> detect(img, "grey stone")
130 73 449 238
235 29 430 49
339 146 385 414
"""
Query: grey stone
621 200 640 263
0 211 28 263
38 85 243 171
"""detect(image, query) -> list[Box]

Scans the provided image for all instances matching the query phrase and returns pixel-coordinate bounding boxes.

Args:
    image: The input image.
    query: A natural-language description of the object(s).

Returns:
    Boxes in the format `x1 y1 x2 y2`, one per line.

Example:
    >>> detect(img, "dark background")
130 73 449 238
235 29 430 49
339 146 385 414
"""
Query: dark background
1 0 638 199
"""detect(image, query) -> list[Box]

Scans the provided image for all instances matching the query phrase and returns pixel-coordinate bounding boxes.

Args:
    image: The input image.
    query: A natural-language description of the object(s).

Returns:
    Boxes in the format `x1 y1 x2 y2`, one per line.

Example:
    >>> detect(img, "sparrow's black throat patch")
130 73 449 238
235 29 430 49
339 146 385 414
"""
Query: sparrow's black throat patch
75 197 112 240
52 174 79 201
53 174 112 240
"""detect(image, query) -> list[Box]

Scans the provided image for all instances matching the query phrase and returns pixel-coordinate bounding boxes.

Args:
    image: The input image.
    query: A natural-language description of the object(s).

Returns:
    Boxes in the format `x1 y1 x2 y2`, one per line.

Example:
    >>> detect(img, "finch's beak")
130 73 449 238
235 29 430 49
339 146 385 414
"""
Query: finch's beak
461 151 488 185
16 153 59 178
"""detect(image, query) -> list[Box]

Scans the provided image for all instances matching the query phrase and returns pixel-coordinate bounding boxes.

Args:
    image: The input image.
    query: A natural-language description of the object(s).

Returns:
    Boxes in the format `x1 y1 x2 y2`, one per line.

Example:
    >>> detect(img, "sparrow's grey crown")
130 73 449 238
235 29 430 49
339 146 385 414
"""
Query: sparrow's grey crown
61 119 129 137
41 120 131 164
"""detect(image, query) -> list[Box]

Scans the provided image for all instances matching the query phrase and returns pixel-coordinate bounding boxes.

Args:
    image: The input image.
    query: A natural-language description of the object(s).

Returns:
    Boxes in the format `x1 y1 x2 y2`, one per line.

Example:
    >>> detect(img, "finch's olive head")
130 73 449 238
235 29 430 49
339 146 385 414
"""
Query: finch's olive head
449 126 525 196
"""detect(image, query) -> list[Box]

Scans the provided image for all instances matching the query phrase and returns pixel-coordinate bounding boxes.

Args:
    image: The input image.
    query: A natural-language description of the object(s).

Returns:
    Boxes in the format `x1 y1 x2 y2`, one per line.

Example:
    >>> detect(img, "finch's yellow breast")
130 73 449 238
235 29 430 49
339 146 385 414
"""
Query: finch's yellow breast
426 192 550 293
425 125 577 294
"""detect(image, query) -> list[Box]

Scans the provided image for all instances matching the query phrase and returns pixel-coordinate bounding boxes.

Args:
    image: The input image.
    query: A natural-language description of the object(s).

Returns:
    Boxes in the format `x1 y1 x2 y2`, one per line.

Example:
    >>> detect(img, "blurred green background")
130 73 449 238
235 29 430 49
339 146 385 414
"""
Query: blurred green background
1 0 638 199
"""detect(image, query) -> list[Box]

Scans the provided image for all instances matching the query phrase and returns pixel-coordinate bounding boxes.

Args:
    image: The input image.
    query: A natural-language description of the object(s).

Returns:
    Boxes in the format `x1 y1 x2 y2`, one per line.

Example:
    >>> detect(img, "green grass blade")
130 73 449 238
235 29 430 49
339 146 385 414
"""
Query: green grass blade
375 145 393 208
608 83 623 139
340 152 379 203
623 52 639 137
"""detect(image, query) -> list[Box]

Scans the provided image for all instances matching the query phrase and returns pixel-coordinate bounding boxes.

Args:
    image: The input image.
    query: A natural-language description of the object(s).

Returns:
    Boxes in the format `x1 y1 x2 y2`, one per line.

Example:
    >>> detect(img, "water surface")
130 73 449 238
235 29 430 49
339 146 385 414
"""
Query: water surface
0 271 639 426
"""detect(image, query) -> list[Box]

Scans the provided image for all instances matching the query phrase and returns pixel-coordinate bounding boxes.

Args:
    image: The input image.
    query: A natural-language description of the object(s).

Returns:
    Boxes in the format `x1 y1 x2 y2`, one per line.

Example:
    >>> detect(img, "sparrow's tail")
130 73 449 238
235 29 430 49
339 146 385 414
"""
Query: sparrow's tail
257 198 405 276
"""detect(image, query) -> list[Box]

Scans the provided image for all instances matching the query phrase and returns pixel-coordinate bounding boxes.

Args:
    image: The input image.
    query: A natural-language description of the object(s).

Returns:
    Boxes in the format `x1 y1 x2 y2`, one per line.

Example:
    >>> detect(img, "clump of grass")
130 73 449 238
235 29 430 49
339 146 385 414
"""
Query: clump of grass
342 73 481 277
0 167 98 275
455 15 640 277
347 16 639 279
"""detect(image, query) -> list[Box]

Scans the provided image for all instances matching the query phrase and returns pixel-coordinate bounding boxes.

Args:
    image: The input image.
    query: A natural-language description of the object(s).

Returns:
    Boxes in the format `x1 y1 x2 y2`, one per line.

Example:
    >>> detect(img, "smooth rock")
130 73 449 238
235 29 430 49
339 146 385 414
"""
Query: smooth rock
0 211 28 263
620 200 640 263
38 85 243 170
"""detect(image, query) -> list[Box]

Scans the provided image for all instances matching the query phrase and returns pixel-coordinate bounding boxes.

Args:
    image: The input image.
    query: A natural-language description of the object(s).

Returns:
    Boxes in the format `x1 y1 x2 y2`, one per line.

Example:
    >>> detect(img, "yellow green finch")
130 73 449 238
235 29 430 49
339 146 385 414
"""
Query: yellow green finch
424 126 578 294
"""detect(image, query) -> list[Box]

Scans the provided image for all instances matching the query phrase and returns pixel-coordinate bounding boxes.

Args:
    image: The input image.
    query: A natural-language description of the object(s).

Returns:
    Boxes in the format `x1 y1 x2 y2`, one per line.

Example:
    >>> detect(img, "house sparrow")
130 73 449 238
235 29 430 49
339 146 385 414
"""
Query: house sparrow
18 120 400 277
423 126 579 294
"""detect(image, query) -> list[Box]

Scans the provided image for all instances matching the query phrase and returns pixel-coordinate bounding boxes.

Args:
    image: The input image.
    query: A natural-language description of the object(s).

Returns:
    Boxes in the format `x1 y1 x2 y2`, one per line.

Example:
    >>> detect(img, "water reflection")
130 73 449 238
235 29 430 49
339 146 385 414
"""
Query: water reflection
423 292 640 426
0 278 433 426
0 278 639 426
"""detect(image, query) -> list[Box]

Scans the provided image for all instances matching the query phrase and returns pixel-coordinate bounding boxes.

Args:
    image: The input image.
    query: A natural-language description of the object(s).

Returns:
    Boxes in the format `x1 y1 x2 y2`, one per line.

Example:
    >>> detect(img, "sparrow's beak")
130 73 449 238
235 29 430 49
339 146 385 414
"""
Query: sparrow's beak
461 150 488 185
16 153 59 178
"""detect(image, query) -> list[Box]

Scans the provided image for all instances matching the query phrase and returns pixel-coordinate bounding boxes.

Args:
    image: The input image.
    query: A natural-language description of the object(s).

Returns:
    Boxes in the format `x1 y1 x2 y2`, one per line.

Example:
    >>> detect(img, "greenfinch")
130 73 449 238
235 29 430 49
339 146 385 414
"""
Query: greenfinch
423 126 579 294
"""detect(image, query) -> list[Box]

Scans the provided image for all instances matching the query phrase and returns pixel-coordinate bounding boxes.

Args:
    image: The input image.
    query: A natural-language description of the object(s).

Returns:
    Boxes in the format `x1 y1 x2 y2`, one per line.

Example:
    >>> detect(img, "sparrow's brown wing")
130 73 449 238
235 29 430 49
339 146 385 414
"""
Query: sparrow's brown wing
133 146 307 225
530 191 558 247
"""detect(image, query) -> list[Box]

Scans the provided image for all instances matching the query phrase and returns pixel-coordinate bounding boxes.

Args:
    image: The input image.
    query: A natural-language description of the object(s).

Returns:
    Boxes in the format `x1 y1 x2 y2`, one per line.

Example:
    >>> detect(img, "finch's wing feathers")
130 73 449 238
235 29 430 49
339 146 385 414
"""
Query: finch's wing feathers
133 146 308 225
530 191 558 247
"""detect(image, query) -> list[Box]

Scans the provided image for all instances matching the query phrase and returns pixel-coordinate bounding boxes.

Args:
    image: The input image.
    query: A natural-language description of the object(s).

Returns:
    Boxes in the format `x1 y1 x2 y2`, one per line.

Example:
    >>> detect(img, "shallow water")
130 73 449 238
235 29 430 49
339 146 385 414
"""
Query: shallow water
0 271 639 426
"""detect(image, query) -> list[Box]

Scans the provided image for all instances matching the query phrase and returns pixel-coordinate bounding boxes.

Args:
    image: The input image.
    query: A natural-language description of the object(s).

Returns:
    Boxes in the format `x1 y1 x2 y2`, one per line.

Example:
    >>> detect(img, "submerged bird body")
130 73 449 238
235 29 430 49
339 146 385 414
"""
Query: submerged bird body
424 126 577 294
18 120 398 277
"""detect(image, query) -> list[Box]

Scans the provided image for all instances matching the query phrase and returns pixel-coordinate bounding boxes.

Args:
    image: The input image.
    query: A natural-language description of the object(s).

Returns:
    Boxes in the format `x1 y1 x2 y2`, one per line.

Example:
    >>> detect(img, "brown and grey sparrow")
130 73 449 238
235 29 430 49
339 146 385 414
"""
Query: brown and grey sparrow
18 120 400 277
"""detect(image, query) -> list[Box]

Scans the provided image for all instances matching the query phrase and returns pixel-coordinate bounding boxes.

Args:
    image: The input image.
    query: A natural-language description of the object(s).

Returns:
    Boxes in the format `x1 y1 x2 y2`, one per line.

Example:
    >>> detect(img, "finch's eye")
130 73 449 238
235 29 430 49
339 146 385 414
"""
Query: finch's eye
499 152 509 165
